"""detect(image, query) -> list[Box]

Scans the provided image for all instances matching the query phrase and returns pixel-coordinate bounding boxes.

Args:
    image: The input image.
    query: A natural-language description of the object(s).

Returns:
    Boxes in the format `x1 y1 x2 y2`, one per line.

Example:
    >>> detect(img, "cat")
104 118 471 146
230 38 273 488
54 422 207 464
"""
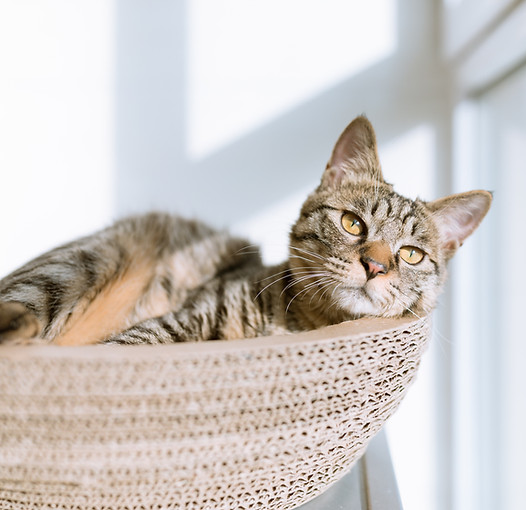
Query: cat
0 116 491 346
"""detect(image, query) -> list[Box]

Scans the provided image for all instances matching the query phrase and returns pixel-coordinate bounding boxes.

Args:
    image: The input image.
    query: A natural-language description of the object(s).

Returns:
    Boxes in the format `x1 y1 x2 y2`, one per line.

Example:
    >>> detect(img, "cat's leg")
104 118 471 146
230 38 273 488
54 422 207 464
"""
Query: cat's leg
0 237 130 344
101 315 201 345
0 216 164 345
0 214 261 345
100 278 260 345
0 302 43 344
101 285 231 344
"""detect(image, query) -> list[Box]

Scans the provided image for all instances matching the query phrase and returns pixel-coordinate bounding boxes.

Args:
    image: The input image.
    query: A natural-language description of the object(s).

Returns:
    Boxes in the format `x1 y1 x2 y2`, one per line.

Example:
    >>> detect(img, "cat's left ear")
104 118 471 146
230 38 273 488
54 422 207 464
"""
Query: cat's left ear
321 115 384 189
427 190 492 259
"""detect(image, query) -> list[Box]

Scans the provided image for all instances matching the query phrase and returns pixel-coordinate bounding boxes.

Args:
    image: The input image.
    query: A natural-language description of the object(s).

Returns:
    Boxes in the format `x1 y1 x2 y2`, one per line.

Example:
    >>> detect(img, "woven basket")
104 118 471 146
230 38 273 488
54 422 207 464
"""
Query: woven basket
0 316 429 510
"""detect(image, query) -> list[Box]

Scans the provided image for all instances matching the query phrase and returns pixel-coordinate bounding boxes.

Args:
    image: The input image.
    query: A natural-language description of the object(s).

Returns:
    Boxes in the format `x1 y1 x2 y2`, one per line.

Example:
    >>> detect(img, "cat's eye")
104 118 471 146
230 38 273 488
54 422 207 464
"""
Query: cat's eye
341 212 365 236
399 246 425 265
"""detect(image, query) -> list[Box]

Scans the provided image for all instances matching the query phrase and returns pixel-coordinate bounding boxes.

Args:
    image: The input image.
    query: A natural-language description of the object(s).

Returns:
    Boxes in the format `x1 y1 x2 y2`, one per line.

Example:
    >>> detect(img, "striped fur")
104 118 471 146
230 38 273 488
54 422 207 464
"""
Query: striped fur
0 116 492 345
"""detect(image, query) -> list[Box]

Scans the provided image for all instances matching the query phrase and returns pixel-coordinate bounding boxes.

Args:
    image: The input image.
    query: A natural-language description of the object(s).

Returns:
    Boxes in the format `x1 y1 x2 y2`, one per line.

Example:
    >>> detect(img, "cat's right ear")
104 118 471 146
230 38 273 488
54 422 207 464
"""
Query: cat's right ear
321 116 384 189
427 190 493 259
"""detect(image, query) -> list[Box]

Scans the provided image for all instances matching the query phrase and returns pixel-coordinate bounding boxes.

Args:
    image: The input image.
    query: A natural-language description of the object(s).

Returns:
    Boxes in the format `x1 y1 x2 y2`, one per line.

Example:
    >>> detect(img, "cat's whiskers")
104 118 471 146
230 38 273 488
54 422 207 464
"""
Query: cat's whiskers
308 277 337 306
254 268 329 302
326 283 344 313
395 292 450 357
253 274 292 301
403 306 423 320
235 244 261 255
289 252 327 266
256 267 314 283
378 285 407 314
389 283 423 319
289 254 319 265
389 283 453 353
285 280 322 314
370 294 392 316
282 271 331 297
235 249 260 255
283 268 337 313
289 246 326 262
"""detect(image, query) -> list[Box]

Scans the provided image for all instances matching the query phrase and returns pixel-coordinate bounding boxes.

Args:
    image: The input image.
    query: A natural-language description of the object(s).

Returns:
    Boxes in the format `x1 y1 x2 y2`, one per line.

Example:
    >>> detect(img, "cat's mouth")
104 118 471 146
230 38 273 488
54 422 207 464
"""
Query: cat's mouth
328 278 405 318
337 283 377 303
289 260 402 317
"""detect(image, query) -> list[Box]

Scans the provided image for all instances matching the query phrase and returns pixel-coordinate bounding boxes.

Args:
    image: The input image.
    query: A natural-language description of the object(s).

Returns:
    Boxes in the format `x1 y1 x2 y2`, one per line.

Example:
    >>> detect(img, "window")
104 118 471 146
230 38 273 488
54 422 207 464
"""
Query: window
451 66 526 510
2 1 525 508
446 2 526 509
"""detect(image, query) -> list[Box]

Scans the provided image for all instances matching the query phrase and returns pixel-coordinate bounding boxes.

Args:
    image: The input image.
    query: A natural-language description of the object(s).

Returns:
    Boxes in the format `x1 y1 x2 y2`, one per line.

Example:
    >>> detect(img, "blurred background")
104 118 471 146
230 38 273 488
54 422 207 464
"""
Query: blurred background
0 1 524 509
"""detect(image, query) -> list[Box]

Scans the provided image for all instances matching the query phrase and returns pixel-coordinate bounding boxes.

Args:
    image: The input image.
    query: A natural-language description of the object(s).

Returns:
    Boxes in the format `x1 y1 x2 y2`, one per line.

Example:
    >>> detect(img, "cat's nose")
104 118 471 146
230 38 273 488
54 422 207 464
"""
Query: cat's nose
360 241 392 280
361 256 388 280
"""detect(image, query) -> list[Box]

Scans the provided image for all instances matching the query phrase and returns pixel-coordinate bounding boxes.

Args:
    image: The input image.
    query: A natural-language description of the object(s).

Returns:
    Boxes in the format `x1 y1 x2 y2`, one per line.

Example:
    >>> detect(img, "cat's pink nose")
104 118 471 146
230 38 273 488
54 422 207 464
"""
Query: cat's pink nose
361 257 387 280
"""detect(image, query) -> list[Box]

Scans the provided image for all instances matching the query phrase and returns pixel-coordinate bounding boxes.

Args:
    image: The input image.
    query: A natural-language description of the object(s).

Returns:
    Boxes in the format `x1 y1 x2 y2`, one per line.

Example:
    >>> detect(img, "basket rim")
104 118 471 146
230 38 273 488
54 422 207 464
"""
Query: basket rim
0 316 427 361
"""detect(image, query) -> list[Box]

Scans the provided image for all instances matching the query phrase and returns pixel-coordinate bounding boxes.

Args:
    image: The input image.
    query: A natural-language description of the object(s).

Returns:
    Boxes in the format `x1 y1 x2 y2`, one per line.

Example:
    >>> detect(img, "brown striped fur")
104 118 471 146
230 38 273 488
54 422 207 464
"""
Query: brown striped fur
0 116 492 345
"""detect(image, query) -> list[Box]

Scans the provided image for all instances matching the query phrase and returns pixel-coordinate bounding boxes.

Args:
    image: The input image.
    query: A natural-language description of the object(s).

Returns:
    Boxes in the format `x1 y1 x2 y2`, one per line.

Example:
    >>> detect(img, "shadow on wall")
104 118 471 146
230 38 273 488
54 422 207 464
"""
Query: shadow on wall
115 0 450 227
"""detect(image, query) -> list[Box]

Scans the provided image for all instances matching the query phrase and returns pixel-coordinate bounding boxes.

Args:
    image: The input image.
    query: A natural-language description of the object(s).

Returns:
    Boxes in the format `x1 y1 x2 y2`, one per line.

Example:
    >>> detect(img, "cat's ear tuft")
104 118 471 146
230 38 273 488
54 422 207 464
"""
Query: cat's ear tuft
321 116 384 189
427 190 492 259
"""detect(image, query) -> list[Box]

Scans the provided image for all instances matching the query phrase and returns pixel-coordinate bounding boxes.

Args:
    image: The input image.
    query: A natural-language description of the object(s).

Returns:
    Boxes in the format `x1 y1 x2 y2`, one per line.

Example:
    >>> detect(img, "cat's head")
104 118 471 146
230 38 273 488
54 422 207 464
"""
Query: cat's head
289 116 491 322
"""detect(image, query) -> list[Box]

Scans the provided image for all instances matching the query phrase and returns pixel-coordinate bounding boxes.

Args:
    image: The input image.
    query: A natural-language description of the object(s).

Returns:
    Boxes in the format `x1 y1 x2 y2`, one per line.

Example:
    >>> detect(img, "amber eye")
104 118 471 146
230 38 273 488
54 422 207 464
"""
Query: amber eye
341 212 365 236
399 246 425 265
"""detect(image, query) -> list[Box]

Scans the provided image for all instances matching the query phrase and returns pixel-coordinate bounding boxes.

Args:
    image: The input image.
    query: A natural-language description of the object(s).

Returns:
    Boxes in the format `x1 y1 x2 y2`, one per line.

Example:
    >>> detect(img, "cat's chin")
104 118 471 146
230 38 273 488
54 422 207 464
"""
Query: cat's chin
330 285 403 319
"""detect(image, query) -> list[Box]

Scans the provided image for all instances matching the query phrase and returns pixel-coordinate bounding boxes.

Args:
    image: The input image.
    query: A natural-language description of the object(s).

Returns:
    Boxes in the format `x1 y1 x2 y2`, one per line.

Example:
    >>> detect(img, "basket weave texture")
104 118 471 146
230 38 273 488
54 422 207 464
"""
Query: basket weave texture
0 316 429 510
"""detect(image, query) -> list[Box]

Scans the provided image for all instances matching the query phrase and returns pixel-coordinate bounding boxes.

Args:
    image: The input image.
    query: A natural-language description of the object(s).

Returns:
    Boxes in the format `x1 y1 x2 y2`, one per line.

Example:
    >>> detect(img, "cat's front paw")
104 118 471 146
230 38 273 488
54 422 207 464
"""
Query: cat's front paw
0 302 42 344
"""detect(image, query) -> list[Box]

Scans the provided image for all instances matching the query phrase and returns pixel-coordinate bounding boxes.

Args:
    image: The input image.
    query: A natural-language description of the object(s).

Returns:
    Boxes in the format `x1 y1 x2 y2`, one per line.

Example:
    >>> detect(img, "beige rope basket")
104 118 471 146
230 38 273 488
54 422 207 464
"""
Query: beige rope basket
0 316 429 510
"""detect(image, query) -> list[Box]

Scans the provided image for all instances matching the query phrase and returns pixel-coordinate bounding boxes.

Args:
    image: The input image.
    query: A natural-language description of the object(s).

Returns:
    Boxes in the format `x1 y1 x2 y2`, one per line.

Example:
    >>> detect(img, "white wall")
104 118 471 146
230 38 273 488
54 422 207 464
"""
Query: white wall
0 0 115 275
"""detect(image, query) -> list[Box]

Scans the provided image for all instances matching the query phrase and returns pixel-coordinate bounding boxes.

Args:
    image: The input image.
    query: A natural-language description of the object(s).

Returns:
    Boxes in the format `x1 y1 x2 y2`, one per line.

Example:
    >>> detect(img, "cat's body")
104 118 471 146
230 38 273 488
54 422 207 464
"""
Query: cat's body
0 117 492 345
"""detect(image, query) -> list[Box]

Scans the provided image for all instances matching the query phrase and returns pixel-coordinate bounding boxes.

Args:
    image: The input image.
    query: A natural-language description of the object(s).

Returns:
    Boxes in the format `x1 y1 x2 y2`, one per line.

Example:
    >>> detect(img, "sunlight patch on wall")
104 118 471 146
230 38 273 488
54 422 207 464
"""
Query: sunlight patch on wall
186 0 397 160
0 0 116 276
232 182 316 265
380 124 435 200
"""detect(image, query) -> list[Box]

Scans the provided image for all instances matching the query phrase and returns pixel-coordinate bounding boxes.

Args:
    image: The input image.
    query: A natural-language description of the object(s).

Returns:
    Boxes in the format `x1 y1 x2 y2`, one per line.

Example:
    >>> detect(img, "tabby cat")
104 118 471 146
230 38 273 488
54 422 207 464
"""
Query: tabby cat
0 116 491 345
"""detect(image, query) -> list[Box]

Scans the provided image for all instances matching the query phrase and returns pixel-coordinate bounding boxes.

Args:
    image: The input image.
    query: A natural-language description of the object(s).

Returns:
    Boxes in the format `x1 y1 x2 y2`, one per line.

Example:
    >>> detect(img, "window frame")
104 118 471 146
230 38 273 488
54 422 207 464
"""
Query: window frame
443 1 526 509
